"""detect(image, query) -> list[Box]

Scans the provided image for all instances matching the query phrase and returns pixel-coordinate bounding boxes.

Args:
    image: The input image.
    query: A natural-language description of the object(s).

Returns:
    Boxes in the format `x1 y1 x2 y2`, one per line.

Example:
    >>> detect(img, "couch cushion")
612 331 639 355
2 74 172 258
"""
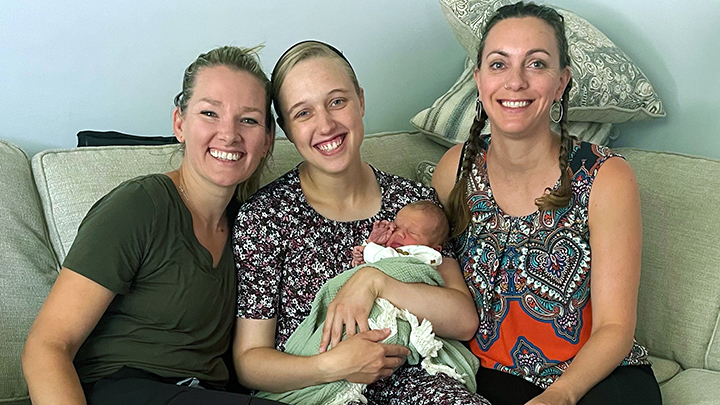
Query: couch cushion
359 131 447 180
0 140 58 404
619 148 720 371
708 316 720 371
648 355 681 385
260 137 303 186
32 144 181 263
660 368 720 405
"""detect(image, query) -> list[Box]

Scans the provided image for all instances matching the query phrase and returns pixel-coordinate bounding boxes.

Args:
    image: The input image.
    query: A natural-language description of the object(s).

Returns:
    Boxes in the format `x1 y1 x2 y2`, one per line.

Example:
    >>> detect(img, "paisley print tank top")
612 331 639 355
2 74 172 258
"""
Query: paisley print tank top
455 137 650 389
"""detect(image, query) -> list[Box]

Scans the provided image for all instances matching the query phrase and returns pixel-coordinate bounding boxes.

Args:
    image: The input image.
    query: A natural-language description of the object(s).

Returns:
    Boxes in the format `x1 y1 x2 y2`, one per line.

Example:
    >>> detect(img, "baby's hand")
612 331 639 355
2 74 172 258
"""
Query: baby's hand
367 220 395 245
351 245 366 267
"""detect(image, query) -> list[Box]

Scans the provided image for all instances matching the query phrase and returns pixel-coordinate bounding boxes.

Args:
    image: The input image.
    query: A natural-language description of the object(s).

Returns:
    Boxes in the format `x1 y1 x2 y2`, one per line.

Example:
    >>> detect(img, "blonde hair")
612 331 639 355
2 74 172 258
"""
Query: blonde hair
271 40 360 130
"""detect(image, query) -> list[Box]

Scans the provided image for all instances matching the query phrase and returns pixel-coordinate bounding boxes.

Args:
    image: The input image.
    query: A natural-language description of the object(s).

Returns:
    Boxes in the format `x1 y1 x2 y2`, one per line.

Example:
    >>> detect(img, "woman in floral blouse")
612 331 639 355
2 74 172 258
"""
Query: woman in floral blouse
232 40 490 404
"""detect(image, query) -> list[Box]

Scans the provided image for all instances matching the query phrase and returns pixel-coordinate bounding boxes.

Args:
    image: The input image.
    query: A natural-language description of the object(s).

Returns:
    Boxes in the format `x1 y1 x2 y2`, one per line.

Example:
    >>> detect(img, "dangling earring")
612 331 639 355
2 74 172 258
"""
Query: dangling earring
550 99 563 124
475 97 483 120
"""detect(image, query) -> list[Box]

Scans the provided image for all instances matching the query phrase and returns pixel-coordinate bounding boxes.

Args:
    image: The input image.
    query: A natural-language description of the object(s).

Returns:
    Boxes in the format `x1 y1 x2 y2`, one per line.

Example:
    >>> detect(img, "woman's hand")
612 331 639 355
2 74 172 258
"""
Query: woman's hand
319 267 386 353
235 319 409 392
320 328 410 384
525 386 574 405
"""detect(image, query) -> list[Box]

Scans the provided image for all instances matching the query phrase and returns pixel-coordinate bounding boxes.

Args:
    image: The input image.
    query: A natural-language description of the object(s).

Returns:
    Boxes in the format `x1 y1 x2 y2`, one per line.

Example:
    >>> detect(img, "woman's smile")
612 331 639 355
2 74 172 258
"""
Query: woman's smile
499 99 532 109
314 134 346 154
209 148 244 161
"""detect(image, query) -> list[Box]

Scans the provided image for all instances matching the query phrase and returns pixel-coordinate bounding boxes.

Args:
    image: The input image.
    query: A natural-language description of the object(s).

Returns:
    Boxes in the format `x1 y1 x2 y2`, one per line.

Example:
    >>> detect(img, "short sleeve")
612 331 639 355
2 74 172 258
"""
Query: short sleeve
233 197 284 320
62 180 156 294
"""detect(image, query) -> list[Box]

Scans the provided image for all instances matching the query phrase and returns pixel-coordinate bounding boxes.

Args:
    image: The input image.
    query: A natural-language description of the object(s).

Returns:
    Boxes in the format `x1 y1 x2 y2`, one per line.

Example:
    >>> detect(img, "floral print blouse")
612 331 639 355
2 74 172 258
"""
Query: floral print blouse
234 165 439 350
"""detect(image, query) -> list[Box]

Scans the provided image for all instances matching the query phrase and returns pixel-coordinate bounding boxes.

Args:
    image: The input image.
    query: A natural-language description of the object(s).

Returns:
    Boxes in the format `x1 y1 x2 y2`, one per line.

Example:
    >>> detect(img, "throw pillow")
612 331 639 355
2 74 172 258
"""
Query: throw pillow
77 130 178 147
437 0 665 123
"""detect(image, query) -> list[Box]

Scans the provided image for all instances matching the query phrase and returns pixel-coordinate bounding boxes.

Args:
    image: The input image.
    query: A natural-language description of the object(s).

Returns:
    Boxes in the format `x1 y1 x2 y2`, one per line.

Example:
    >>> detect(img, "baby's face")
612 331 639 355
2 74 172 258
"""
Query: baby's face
386 206 439 249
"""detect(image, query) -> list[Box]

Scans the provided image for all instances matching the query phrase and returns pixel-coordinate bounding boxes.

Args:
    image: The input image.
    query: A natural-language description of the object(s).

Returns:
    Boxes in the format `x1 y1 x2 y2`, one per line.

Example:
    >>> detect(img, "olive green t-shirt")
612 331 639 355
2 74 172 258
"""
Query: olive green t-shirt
64 174 235 387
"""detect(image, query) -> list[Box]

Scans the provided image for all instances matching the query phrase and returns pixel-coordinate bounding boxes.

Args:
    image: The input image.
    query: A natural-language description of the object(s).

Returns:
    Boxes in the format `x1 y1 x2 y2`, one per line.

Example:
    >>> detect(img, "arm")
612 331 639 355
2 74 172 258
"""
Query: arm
233 317 409 392
23 180 152 404
432 144 464 207
526 158 642 405
379 257 478 338
22 268 116 405
320 257 478 351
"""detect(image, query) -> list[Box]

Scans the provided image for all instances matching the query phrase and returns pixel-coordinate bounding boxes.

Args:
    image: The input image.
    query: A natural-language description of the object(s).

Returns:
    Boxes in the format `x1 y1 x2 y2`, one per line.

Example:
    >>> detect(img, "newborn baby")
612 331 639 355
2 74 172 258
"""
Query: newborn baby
352 200 449 267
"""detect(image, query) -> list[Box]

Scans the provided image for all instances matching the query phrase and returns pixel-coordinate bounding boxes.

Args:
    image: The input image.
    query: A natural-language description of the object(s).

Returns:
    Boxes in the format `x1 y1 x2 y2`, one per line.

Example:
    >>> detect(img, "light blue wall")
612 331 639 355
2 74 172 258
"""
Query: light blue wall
551 0 720 159
2 1 718 159
0 0 466 156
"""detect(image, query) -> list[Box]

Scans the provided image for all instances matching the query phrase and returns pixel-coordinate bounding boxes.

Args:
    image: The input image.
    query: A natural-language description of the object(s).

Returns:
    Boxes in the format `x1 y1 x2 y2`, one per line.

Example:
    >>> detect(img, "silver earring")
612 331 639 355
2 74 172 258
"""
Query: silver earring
475 97 483 120
550 100 563 124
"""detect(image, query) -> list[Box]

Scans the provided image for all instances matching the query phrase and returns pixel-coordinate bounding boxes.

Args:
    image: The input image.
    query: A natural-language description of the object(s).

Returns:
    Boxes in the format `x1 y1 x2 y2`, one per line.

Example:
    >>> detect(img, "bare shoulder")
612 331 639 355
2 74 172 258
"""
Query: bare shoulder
432 144 464 205
590 156 639 205
588 156 641 236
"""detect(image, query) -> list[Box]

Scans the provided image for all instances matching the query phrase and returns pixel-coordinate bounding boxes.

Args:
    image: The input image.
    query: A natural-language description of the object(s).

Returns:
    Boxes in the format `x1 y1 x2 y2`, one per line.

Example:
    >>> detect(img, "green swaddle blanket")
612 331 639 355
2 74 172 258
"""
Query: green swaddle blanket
256 257 479 405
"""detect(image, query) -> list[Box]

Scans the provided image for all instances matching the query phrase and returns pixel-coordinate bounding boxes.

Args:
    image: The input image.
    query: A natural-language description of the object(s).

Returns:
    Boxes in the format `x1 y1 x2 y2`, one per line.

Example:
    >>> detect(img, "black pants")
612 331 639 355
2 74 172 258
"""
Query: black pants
84 366 283 405
476 365 661 405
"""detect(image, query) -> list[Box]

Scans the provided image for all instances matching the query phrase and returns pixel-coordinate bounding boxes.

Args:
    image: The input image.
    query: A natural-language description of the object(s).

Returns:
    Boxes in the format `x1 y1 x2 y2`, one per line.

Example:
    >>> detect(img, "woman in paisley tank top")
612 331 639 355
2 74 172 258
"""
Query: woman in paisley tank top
433 2 661 405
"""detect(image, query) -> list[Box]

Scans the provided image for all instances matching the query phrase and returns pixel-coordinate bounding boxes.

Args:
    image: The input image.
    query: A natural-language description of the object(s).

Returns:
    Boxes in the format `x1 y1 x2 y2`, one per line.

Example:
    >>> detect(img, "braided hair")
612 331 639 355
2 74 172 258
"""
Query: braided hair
447 1 573 238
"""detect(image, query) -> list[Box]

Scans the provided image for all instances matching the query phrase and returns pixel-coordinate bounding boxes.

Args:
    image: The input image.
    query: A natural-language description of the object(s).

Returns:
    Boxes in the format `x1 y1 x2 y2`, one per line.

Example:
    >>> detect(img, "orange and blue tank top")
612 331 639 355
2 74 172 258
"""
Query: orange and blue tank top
454 137 650 388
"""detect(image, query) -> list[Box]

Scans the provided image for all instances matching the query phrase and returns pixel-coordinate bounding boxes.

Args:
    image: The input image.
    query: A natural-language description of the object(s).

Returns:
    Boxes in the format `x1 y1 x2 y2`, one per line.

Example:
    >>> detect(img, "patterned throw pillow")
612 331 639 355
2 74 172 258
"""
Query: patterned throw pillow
412 58 615 146
438 0 665 123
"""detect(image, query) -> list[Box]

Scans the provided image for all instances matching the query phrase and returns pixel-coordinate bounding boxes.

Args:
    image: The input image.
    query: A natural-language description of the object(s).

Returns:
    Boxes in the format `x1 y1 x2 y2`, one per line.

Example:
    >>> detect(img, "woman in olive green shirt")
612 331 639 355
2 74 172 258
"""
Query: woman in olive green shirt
22 45 280 405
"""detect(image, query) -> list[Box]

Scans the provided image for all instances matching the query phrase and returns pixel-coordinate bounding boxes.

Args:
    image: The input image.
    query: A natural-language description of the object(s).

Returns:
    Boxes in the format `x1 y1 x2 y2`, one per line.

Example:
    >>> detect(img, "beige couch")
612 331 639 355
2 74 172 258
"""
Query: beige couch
2 131 719 404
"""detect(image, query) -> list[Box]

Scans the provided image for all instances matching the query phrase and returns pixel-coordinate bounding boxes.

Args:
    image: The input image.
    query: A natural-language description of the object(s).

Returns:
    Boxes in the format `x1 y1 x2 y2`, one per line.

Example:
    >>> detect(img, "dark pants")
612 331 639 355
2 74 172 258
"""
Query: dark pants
84 366 284 405
476 365 662 405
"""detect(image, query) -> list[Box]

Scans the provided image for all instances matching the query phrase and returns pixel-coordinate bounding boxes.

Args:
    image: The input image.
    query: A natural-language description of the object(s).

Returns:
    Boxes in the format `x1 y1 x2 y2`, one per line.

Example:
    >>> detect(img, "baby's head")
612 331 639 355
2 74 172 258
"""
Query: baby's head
386 201 450 251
